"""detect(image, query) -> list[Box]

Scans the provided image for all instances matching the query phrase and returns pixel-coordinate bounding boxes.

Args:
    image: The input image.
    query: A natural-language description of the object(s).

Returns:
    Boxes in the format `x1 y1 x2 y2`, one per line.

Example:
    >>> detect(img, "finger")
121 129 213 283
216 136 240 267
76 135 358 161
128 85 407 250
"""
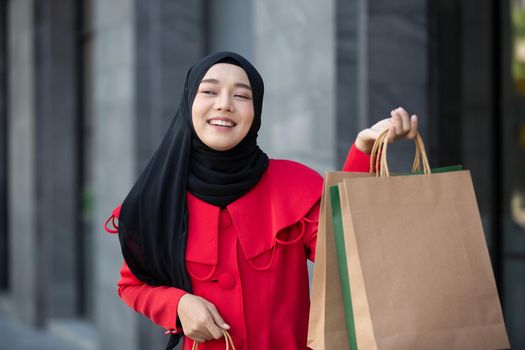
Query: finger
397 107 411 133
393 108 406 136
205 303 230 330
407 115 418 139
370 117 393 131
205 321 224 340
390 110 402 138
191 315 216 341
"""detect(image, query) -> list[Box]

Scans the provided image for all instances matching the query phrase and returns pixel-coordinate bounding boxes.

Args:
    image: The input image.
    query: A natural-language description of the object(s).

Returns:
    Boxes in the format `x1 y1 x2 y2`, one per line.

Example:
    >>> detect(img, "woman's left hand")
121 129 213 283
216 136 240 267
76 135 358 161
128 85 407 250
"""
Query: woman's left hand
354 107 419 155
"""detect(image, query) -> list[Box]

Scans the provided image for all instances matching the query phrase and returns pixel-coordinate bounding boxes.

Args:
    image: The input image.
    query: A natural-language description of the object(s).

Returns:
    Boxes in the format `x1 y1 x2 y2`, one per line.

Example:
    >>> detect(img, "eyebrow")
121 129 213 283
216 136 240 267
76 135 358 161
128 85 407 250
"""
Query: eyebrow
200 78 252 91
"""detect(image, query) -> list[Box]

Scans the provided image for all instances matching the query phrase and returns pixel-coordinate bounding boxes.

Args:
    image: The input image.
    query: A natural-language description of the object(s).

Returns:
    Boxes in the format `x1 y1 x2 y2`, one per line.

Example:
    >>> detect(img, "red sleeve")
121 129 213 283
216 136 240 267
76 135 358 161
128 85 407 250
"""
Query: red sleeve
342 144 371 172
117 262 188 331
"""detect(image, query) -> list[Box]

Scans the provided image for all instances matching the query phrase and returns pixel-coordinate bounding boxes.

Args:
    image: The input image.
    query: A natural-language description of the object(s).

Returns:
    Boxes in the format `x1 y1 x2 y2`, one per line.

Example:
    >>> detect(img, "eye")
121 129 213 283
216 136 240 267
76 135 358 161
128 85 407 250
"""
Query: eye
200 89 217 95
234 94 251 100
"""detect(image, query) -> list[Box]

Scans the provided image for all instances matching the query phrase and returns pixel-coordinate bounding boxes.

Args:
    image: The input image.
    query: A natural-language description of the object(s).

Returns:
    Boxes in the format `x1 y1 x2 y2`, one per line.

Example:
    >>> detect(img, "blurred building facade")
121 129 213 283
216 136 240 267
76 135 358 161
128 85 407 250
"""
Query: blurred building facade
0 0 524 349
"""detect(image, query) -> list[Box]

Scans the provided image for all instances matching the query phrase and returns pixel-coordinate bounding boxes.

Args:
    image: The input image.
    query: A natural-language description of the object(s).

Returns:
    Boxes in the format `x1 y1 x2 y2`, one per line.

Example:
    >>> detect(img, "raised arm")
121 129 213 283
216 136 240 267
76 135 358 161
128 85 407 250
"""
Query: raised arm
342 143 372 172
306 107 419 260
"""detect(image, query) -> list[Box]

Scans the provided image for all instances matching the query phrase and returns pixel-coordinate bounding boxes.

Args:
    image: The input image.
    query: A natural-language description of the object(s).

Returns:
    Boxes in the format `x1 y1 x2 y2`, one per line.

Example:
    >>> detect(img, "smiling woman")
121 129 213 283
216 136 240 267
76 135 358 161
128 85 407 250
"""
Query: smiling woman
192 63 255 151
105 51 419 350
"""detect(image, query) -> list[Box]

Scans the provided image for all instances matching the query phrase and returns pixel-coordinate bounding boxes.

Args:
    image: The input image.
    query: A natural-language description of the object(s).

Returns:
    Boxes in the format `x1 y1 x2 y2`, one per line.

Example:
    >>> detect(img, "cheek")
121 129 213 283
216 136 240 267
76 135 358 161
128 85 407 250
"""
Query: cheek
239 106 255 131
191 99 207 129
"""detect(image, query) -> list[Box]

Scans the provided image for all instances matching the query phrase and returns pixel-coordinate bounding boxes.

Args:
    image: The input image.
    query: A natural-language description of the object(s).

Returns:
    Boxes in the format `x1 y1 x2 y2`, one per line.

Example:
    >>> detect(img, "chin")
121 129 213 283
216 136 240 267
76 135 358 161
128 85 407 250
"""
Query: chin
199 132 244 151
206 141 237 152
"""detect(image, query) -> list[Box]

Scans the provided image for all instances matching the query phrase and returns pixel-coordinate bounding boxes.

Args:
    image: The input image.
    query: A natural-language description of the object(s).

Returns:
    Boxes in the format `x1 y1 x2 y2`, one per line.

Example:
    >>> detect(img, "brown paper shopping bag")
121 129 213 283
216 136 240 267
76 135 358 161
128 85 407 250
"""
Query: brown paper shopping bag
337 130 510 349
308 171 362 350
308 132 425 349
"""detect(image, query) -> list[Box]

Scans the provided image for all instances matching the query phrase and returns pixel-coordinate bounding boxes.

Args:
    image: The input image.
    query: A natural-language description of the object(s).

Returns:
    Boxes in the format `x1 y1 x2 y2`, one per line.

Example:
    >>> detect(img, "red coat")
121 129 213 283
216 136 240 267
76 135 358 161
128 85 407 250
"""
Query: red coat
106 145 370 349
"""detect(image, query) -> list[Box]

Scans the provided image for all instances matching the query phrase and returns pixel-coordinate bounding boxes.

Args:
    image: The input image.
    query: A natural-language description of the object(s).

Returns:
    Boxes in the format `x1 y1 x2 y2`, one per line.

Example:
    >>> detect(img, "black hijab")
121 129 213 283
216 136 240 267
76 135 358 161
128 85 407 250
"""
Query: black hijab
117 52 268 328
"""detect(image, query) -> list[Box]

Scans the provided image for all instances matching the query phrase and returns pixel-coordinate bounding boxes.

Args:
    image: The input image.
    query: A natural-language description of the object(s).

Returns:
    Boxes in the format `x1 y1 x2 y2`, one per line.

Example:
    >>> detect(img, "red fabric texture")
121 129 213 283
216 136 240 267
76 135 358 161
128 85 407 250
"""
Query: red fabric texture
117 263 187 330
343 143 371 172
109 144 370 349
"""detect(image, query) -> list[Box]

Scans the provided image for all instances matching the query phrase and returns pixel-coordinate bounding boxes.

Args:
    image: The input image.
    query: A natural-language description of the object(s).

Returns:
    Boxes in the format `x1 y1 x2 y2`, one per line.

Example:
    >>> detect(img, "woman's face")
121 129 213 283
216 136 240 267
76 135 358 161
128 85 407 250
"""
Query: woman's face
192 63 254 151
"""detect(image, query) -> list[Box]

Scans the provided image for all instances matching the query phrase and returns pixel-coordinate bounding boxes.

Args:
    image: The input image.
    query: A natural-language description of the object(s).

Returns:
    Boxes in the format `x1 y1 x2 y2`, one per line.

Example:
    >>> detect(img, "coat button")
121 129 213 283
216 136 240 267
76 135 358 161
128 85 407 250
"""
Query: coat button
218 272 235 290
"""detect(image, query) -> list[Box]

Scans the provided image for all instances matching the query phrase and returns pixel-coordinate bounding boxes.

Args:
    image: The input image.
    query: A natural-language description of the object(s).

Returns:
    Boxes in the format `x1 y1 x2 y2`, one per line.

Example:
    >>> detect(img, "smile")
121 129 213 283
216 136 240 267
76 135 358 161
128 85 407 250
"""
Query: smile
207 118 236 128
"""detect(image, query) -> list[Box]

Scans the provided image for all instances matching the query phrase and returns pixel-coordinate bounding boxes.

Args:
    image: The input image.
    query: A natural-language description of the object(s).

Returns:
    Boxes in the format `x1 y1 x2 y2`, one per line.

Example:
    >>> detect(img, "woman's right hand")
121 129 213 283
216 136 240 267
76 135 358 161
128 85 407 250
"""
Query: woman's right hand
355 107 419 155
177 294 231 343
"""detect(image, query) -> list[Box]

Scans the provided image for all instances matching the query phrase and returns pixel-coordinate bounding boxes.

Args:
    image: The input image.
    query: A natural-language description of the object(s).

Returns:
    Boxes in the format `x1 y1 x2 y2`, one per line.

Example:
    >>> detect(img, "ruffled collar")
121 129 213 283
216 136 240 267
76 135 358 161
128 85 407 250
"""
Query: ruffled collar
185 159 323 264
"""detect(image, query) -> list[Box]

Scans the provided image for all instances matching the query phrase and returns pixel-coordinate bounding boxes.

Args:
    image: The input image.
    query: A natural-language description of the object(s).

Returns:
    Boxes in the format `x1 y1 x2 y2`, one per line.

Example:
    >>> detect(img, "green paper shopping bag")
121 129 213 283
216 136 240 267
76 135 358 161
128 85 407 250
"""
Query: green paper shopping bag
308 171 368 349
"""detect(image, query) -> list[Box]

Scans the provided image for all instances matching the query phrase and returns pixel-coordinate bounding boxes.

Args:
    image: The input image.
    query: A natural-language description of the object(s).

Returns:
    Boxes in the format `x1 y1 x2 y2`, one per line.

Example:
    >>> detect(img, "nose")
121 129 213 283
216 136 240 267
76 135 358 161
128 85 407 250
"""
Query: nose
214 92 234 112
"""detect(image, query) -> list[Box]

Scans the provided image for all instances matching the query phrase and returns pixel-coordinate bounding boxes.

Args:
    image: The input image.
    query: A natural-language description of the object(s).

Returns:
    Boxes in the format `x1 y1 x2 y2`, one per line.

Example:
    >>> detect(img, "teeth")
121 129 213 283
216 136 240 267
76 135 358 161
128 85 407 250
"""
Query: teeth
209 120 234 127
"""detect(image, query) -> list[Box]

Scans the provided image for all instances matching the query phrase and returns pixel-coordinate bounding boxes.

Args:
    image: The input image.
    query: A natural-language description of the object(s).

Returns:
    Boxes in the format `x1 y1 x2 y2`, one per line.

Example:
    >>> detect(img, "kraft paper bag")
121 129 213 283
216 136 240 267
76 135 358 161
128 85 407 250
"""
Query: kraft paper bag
308 171 368 350
308 133 423 349
308 131 430 349
336 131 510 349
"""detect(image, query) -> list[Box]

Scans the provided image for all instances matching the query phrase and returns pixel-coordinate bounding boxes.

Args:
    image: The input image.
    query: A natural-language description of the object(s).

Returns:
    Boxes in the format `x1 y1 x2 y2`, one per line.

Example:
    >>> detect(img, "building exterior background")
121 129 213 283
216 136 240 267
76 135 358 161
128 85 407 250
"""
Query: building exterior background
0 0 524 349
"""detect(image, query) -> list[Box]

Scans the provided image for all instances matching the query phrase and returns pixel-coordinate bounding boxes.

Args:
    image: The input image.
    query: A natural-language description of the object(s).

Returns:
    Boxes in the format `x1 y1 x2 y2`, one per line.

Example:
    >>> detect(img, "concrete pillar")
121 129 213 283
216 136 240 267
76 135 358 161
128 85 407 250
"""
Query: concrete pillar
91 1 204 348
33 0 80 319
335 0 360 166
8 0 39 327
135 0 204 171
91 1 138 347
206 0 253 58
338 0 430 169
0 0 8 291
427 0 495 242
459 0 495 240
8 0 81 327
370 1 429 169
253 0 337 171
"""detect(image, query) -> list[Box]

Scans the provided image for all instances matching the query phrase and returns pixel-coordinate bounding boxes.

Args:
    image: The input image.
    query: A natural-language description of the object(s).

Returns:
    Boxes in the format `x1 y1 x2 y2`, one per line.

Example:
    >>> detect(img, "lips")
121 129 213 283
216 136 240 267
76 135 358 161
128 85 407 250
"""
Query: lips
207 117 236 128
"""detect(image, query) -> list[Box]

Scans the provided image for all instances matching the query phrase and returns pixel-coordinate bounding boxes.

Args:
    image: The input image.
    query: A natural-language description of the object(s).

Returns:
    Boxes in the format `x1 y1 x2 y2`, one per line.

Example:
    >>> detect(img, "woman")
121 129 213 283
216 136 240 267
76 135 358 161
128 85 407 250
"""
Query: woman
104 51 418 349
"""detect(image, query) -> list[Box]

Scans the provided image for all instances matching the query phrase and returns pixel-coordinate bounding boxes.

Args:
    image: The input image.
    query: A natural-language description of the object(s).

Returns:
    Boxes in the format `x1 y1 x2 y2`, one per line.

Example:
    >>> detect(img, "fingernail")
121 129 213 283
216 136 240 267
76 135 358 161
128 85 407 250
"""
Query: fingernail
223 323 230 329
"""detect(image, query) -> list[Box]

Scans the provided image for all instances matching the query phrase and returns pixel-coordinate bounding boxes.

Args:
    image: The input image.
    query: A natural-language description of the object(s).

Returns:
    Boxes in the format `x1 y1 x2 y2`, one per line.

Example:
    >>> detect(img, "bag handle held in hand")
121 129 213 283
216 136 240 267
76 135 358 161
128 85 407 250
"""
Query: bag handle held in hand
369 129 431 177
191 330 236 350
